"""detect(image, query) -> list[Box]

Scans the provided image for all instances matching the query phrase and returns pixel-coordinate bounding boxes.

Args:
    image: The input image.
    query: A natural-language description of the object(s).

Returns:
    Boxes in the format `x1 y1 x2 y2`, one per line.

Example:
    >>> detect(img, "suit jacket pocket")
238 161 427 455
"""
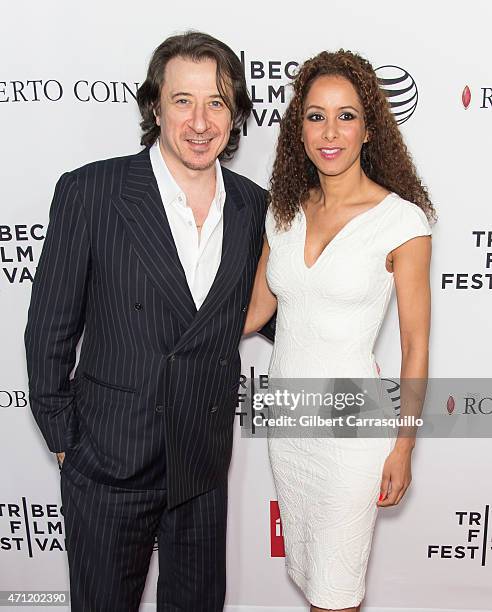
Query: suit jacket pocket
82 371 136 394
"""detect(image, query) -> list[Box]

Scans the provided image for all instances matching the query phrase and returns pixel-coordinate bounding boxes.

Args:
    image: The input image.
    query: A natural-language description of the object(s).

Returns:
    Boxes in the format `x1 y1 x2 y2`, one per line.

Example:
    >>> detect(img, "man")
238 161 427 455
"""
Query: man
25 31 272 611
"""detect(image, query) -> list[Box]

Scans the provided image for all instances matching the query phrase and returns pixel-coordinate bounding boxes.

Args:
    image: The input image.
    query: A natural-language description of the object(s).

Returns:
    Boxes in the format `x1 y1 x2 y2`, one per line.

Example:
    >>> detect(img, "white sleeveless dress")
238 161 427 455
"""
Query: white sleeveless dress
264 192 432 609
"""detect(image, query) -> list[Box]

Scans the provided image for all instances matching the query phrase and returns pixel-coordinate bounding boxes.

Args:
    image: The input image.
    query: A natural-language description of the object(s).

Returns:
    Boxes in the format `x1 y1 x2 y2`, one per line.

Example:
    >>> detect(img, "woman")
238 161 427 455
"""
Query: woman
244 50 436 612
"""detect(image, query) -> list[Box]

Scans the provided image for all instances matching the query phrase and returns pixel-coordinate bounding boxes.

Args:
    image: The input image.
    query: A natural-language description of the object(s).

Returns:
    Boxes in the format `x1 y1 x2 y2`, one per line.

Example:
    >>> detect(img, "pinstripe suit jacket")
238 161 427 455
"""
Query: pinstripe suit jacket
25 146 269 509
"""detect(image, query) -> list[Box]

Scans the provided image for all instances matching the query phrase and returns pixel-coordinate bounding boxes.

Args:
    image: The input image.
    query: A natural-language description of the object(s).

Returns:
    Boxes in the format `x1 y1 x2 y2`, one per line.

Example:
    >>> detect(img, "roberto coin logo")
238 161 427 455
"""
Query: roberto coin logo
462 85 472 109
460 85 492 109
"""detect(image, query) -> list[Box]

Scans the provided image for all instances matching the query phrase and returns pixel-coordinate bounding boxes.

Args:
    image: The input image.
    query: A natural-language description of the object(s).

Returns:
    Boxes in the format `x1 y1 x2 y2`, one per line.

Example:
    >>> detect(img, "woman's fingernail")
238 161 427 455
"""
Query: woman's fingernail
378 493 384 501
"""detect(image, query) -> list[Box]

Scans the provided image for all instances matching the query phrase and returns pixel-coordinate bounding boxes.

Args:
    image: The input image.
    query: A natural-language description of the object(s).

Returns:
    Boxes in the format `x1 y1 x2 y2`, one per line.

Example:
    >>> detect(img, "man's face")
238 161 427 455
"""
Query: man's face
154 56 234 171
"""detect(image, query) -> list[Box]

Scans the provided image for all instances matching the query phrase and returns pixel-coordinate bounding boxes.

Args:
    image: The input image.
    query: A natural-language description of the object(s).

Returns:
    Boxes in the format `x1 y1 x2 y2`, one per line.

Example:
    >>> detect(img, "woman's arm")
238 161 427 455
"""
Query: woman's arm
243 236 278 335
394 234 432 446
378 234 431 506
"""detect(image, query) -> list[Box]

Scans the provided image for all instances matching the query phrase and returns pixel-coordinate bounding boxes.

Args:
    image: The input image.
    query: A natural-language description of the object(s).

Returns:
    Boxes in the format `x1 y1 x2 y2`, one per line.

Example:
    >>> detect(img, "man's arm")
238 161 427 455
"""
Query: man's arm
24 171 91 453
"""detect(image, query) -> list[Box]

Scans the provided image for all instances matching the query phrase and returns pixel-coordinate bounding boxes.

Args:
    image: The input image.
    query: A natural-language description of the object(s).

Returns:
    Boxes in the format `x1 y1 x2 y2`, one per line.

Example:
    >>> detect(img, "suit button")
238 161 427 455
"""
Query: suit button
241 305 247 313
168 354 176 362
219 358 228 366
210 405 218 413
134 302 143 311
155 405 164 413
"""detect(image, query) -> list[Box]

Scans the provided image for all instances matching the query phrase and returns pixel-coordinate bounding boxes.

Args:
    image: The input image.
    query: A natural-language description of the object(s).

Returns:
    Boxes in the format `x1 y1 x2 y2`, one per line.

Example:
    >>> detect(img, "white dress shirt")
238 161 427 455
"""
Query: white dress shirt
149 139 226 310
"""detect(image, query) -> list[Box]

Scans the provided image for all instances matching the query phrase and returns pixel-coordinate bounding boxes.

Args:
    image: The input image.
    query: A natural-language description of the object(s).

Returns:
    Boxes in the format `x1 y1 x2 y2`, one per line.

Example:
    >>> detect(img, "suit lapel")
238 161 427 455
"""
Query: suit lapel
112 149 252 348
174 169 251 351
112 148 197 327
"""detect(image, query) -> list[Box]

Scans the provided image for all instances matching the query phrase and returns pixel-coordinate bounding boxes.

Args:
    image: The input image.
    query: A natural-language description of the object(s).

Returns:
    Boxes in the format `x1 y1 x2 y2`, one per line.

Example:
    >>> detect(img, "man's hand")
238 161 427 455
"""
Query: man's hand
56 452 65 469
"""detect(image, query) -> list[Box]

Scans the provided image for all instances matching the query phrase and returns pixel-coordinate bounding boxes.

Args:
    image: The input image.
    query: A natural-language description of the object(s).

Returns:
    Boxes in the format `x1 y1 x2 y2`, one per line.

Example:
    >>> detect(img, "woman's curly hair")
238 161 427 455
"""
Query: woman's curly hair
269 49 437 229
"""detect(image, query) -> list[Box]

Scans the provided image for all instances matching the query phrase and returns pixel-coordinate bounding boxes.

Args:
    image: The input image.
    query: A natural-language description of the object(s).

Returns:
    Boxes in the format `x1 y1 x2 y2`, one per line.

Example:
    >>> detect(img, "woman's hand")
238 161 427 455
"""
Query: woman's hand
377 444 413 507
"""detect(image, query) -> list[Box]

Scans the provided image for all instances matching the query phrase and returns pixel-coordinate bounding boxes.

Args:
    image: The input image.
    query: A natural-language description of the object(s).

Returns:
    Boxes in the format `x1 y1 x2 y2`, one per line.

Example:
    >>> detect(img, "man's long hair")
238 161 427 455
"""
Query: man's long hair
137 31 252 161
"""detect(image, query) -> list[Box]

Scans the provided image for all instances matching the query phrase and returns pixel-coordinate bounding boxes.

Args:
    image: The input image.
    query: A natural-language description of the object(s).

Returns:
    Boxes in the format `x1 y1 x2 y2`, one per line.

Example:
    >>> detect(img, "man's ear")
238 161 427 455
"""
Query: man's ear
153 105 161 127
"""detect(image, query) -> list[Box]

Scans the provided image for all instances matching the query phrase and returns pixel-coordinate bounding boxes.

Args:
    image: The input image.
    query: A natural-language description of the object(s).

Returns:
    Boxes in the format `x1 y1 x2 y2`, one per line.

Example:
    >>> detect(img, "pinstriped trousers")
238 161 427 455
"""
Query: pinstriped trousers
60 459 228 611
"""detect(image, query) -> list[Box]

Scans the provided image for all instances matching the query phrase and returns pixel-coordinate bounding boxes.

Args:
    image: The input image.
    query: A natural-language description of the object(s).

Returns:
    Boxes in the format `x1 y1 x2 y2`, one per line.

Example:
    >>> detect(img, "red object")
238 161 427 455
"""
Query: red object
270 501 286 557
462 85 471 109
447 396 455 415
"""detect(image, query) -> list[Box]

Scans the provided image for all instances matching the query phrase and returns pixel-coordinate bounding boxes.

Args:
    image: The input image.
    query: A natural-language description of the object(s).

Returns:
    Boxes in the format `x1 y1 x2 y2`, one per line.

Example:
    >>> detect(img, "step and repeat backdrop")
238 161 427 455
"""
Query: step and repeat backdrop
1 1 491 610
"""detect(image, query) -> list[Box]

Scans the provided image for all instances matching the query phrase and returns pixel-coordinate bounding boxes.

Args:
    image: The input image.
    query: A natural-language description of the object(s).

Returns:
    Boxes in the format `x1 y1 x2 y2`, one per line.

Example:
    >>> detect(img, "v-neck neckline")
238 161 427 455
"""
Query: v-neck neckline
301 192 395 271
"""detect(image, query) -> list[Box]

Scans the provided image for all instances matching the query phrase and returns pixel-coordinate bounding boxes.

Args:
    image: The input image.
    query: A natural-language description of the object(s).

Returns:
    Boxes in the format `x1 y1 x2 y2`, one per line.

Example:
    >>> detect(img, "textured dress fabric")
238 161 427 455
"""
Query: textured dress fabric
264 192 432 608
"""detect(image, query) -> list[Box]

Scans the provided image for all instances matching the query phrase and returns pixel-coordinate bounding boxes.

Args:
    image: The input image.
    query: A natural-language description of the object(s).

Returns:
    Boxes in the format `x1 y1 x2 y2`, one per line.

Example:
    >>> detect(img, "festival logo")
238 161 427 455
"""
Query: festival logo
428 507 491 565
441 230 492 290
239 51 298 133
0 498 65 557
0 223 44 284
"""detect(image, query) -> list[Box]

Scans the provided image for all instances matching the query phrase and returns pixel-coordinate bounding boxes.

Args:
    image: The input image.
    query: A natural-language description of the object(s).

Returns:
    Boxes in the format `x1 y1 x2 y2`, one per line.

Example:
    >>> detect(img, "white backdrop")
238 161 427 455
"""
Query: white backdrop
1 1 492 610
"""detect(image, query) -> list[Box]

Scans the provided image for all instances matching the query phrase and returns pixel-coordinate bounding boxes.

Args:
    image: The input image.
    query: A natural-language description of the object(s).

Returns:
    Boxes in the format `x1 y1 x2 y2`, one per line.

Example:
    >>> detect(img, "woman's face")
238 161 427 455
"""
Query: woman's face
301 74 368 178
